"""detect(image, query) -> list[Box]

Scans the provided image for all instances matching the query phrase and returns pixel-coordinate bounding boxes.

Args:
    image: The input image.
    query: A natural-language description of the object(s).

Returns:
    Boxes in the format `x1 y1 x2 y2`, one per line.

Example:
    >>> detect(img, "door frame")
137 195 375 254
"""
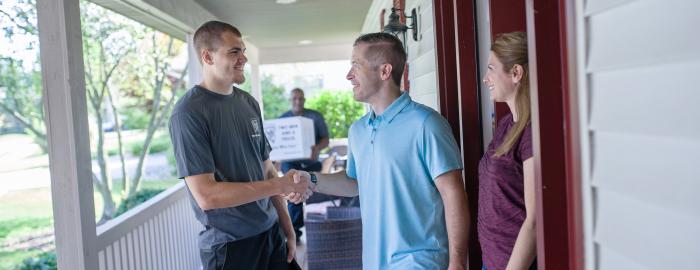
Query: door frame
433 0 484 268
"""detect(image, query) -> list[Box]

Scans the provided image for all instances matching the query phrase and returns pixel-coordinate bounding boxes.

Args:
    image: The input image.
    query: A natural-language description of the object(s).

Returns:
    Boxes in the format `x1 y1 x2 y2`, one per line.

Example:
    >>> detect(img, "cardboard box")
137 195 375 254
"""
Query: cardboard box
263 116 315 162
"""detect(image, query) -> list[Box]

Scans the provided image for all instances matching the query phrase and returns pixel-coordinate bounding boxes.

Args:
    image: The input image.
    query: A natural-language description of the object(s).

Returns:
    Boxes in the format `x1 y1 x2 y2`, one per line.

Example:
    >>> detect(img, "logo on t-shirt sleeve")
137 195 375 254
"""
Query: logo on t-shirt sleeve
251 118 262 138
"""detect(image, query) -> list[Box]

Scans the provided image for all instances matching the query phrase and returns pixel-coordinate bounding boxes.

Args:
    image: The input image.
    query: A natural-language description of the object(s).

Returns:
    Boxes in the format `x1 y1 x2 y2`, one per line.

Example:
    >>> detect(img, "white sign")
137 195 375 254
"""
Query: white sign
264 116 315 162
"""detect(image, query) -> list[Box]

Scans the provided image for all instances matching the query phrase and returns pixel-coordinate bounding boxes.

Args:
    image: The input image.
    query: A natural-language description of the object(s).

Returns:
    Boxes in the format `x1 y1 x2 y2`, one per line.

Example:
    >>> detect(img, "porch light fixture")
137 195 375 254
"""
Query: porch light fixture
275 0 296 4
383 8 418 42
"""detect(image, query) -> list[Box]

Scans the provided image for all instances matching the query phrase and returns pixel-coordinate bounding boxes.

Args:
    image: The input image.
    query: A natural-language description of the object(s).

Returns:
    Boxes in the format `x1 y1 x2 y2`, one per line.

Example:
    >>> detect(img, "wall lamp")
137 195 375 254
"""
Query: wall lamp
383 7 419 42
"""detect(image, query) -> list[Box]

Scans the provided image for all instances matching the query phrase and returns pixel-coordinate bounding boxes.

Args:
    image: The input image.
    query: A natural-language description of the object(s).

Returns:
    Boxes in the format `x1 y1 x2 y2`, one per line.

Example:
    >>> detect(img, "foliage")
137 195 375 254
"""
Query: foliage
261 74 288 120
121 106 150 130
80 0 144 222
114 188 165 216
128 134 170 156
0 0 47 151
79 1 187 220
306 90 366 138
15 251 56 270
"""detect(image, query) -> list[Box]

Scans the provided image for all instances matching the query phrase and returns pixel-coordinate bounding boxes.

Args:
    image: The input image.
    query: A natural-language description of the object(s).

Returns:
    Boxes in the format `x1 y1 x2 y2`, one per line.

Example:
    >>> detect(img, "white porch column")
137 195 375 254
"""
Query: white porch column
250 63 264 115
37 0 98 269
187 34 203 89
245 43 264 115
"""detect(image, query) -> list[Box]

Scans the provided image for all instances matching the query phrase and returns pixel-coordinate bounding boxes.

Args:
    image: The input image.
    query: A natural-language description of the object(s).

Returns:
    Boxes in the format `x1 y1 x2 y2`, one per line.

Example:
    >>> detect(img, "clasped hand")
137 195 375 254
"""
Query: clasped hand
280 169 315 204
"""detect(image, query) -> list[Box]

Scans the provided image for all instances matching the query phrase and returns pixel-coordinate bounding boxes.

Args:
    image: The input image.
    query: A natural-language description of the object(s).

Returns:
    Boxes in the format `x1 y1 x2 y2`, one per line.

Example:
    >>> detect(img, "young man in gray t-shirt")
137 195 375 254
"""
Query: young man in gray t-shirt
169 21 312 270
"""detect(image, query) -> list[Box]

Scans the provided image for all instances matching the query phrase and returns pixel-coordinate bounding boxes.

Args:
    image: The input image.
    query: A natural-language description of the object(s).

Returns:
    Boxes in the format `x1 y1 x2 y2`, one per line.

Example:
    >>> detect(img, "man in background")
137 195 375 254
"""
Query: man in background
278 87 330 241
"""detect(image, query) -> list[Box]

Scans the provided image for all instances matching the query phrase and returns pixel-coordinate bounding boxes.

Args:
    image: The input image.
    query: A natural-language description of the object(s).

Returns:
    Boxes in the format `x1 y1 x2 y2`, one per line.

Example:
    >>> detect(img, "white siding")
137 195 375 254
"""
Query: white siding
361 0 440 112
575 0 700 269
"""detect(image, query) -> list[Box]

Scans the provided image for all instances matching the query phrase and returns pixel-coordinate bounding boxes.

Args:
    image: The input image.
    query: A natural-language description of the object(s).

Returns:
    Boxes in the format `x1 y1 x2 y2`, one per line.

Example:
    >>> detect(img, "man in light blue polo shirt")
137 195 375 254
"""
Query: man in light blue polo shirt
310 33 470 269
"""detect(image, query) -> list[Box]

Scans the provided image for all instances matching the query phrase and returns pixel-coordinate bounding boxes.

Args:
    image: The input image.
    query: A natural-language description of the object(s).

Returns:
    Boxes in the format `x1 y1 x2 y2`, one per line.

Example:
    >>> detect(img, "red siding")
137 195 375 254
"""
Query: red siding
526 0 581 269
434 0 483 268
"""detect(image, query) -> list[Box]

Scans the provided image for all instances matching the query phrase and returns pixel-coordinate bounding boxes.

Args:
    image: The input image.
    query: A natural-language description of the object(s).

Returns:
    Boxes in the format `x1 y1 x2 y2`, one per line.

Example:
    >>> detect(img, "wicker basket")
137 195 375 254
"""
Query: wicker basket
306 207 362 270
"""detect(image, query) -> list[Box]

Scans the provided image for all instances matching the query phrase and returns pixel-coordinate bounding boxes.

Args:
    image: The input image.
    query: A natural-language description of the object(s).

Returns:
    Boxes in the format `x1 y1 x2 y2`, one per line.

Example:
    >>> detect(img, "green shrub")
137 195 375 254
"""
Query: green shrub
115 188 165 216
128 135 171 156
306 90 366 138
16 251 56 270
121 108 150 130
261 75 287 120
107 147 119 156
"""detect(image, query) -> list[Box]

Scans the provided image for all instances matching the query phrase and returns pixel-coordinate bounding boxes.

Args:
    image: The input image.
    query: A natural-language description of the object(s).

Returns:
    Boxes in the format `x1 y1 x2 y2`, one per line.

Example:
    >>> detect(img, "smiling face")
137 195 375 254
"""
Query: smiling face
290 89 305 114
346 43 383 103
483 51 518 103
206 31 248 85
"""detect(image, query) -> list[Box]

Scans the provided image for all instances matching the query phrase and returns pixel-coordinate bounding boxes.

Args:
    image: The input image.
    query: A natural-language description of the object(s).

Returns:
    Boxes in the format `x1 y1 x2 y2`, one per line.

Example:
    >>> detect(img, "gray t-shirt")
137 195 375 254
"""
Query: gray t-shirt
169 85 276 248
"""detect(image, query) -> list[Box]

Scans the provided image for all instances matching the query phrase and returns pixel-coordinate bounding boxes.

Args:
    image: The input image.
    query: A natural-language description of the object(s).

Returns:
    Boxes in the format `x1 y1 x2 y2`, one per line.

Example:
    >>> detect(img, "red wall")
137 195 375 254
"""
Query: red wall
434 0 484 268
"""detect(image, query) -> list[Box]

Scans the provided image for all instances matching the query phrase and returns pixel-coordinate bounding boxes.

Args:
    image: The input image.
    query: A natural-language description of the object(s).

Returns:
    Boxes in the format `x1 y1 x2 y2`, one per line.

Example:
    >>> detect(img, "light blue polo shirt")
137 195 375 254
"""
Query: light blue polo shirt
346 92 463 269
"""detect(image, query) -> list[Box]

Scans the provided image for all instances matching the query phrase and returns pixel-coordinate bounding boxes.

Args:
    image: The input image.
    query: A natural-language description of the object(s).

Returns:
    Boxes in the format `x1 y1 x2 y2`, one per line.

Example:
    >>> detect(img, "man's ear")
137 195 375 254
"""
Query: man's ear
201 49 214 65
380 64 393 81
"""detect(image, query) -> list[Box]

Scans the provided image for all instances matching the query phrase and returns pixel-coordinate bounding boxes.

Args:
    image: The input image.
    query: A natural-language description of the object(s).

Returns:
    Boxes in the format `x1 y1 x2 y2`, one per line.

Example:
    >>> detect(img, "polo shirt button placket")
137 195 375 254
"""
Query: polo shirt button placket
370 118 380 146
371 128 377 144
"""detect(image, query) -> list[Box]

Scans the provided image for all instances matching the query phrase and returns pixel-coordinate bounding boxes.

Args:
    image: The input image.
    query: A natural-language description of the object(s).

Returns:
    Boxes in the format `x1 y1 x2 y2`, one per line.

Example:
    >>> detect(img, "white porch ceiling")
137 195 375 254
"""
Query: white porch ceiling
194 0 373 49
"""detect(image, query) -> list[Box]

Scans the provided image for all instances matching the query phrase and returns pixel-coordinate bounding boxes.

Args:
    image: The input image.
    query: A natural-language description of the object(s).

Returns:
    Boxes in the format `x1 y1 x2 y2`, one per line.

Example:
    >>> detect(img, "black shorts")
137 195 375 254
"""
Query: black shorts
200 223 301 270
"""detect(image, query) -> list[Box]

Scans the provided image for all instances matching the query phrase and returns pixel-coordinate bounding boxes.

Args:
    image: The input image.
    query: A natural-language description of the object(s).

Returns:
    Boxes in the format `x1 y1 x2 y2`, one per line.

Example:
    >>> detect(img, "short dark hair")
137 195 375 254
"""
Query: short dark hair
193 21 242 64
290 87 304 95
353 33 406 86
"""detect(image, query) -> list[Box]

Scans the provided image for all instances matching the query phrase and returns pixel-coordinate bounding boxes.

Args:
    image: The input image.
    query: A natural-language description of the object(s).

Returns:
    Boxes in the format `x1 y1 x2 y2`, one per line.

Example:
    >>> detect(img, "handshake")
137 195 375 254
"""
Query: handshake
278 169 316 204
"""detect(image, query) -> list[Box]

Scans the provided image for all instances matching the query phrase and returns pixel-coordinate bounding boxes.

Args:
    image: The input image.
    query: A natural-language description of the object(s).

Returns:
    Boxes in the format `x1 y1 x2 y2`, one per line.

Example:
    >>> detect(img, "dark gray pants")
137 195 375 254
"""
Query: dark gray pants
200 223 300 270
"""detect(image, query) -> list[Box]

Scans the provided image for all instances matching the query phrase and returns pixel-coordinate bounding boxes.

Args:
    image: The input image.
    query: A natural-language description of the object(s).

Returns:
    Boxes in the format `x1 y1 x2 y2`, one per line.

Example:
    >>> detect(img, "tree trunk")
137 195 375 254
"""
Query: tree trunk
127 65 187 197
94 112 116 221
106 89 129 199
93 172 113 225
126 37 183 198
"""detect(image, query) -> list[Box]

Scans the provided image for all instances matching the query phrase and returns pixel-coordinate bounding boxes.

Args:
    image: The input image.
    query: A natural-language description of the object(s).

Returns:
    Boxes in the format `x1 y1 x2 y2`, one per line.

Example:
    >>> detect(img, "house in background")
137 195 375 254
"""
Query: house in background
36 0 699 269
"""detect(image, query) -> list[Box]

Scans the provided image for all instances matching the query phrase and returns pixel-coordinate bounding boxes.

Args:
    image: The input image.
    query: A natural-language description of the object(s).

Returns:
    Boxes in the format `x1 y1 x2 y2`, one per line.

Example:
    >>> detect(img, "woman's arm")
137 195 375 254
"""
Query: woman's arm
505 157 537 270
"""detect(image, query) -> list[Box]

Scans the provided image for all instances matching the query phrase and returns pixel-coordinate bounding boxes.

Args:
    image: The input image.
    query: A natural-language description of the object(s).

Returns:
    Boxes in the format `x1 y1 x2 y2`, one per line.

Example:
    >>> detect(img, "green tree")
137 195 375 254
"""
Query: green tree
81 1 186 221
120 32 186 199
0 57 45 149
81 1 139 221
0 0 47 152
0 0 186 222
261 74 287 120
306 90 365 138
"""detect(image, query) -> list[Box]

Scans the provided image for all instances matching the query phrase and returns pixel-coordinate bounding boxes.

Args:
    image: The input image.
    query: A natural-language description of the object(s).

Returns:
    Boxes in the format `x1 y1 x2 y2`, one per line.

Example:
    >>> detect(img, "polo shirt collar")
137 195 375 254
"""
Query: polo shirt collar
367 92 412 125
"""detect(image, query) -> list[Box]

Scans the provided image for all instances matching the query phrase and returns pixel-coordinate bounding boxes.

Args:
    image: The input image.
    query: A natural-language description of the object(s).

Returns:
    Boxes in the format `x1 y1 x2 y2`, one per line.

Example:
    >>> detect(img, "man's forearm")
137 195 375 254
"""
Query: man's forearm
436 170 470 267
315 171 359 197
444 192 470 265
264 159 280 179
187 178 284 210
271 195 295 239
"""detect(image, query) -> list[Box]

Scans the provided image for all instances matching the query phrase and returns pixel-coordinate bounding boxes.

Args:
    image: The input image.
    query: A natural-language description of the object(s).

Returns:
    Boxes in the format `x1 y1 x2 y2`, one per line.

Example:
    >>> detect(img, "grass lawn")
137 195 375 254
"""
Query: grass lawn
0 179 180 270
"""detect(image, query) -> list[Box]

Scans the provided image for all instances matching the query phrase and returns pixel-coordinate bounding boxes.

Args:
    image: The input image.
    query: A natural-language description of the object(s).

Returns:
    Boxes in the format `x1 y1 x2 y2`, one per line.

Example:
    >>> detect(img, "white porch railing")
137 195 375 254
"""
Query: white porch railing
96 182 203 270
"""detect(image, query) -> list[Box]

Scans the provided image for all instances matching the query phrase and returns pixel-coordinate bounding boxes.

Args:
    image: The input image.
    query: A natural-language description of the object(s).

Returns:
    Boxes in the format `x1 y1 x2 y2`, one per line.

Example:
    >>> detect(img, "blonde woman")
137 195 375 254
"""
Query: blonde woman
478 32 537 270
